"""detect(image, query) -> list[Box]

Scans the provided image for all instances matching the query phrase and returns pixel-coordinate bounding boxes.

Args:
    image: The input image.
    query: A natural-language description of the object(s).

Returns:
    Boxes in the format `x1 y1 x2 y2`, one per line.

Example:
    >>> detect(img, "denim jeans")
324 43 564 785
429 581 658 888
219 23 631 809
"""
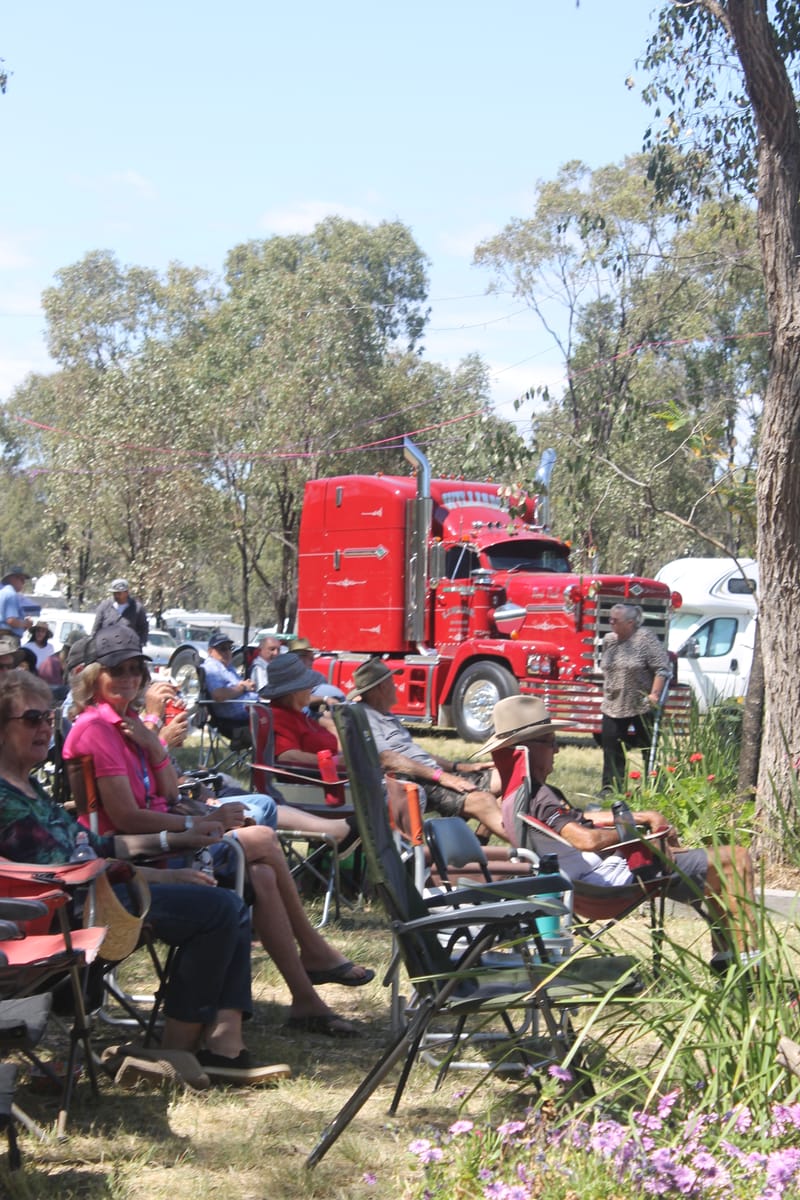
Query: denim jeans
118 881 252 1025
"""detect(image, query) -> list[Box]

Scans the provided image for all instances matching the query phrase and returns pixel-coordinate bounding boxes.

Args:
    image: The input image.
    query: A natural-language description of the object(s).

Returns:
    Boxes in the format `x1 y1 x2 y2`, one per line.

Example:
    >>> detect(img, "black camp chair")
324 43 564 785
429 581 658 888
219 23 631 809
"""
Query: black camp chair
306 704 640 1168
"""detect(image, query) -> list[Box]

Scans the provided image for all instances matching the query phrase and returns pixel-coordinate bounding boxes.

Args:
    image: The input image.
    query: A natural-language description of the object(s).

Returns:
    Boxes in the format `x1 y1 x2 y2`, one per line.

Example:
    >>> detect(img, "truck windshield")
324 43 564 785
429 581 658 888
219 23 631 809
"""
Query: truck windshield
483 542 571 573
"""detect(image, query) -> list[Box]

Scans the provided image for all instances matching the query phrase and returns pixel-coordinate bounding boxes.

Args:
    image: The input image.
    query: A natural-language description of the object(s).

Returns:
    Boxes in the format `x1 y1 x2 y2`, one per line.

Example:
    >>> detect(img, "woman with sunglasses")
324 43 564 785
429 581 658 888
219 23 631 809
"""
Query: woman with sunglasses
0 668 289 1085
63 625 373 1037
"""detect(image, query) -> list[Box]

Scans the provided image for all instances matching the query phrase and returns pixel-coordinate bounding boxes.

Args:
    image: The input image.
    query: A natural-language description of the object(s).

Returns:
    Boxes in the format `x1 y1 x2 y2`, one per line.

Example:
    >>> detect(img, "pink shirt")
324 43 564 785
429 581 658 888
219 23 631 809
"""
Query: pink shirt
63 702 169 835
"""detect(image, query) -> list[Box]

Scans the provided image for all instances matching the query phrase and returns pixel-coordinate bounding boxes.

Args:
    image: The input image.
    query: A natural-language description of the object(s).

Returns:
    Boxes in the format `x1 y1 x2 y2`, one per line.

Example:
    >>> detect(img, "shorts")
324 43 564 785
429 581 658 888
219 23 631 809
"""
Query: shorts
419 769 493 819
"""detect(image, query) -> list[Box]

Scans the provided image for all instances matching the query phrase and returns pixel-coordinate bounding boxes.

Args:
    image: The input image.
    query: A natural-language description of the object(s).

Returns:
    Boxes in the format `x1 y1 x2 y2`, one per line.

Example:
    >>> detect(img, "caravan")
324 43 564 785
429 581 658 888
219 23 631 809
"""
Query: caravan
655 558 758 711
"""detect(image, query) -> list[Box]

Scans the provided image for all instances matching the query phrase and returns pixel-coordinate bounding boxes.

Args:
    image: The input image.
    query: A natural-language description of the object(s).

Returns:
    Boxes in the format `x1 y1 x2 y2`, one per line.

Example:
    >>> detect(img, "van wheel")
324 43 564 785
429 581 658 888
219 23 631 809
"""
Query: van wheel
169 648 201 701
452 662 518 742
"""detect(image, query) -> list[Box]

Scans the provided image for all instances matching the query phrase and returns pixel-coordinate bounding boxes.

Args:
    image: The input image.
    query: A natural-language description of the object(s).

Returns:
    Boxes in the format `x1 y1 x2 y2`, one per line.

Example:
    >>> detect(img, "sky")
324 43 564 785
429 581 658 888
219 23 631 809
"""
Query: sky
1 1 663 433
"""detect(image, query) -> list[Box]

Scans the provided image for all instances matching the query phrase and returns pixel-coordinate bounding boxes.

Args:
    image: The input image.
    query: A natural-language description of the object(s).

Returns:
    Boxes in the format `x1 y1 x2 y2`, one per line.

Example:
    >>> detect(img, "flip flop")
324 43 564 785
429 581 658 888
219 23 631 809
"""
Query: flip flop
284 1013 359 1038
305 960 375 987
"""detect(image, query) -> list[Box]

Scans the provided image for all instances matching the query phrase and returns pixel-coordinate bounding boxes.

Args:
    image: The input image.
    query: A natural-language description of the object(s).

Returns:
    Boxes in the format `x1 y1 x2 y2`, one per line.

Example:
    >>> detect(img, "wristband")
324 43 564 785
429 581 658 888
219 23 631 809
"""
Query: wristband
142 715 163 731
152 756 170 771
159 829 170 852
183 815 194 831
452 761 460 773
432 768 443 783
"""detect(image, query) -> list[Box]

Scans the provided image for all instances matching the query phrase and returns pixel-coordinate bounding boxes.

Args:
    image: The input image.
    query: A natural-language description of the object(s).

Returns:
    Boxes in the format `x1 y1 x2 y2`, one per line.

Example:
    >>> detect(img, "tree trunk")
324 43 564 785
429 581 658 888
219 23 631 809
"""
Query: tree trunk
737 618 762 805
726 1 800 861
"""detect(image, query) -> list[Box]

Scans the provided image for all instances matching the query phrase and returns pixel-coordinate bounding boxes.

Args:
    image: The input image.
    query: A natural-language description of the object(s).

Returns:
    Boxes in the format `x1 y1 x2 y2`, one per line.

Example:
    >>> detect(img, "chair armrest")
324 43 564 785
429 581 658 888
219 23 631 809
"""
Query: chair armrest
424 875 572 907
0 898 50 924
400 895 568 935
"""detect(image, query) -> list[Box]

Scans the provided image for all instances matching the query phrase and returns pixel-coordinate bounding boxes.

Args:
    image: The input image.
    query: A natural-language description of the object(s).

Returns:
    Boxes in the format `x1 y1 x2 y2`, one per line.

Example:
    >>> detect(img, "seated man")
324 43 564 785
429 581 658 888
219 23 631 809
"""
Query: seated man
478 695 757 969
202 629 258 741
249 632 283 693
349 659 507 840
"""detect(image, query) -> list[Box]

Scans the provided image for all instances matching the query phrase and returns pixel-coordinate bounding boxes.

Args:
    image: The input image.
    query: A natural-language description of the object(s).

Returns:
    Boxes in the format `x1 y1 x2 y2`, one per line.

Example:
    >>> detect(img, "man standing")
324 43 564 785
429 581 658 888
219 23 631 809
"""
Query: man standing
92 577 149 647
0 565 33 644
349 659 507 840
249 632 283 692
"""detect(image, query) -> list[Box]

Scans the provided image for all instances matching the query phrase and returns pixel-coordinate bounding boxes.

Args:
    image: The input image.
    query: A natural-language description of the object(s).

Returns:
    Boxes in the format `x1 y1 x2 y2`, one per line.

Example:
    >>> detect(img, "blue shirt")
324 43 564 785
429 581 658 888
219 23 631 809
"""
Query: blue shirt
0 583 26 636
203 656 258 722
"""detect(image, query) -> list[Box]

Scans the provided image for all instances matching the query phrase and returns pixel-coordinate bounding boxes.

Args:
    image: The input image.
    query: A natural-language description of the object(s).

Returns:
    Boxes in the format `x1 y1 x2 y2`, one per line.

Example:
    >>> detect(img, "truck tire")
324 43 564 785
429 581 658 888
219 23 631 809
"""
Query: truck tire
452 662 518 743
169 647 201 701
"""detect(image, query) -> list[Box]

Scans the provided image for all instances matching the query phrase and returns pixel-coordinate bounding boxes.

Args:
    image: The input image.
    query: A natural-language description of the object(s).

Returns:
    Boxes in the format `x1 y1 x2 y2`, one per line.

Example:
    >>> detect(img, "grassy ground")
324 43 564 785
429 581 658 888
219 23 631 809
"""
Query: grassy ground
0 733 711 1198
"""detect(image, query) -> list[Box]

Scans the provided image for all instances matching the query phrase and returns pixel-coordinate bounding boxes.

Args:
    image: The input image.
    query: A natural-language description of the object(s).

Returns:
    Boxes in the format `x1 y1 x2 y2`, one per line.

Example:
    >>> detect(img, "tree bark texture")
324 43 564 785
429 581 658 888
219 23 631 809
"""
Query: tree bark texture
724 1 800 859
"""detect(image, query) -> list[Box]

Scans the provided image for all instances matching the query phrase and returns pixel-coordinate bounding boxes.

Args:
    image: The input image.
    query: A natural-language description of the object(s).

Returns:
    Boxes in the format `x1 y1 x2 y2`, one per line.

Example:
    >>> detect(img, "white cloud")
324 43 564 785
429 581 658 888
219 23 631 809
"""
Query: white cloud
109 169 157 200
259 200 377 235
0 237 34 270
438 222 502 260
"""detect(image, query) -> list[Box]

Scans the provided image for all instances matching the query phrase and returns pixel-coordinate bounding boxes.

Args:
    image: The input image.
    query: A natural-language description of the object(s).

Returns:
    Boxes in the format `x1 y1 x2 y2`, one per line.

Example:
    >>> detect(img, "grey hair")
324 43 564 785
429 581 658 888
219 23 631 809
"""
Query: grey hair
609 603 643 627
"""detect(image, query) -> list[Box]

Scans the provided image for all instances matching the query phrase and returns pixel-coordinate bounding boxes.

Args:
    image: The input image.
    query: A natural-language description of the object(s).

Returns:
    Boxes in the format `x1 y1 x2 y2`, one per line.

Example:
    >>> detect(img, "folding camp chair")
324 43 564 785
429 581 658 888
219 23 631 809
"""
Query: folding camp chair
194 666 254 774
493 743 682 973
249 703 359 926
0 875 108 1135
64 753 246 1036
307 704 640 1168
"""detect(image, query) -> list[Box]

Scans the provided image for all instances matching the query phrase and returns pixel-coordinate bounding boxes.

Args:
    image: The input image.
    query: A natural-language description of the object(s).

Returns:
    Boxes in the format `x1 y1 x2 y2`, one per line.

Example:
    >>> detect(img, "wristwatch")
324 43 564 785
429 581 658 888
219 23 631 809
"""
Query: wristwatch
183 815 194 831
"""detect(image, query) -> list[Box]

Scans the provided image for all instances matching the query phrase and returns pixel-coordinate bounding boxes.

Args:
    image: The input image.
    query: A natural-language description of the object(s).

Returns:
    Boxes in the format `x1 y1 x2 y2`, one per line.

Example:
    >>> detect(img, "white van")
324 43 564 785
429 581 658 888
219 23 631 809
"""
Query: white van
656 558 758 711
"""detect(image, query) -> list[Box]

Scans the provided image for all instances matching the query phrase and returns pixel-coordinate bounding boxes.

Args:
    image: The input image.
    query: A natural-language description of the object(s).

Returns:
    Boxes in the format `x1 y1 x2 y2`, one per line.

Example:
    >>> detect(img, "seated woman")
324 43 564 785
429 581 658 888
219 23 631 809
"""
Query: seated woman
262 652 343 770
141 677 354 845
0 669 287 1085
63 625 373 1036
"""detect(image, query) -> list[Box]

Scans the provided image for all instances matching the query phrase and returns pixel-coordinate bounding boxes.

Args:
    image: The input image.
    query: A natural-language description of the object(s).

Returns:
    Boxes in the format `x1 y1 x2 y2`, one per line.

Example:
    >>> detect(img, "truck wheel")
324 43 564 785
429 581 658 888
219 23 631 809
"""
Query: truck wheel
169 648 201 701
452 662 518 742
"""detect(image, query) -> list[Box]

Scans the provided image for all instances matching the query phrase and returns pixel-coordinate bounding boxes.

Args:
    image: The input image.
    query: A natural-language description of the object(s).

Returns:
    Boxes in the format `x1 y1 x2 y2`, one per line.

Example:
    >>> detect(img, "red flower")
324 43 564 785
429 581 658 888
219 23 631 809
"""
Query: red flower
629 770 641 781
689 752 704 763
707 774 716 782
666 765 676 773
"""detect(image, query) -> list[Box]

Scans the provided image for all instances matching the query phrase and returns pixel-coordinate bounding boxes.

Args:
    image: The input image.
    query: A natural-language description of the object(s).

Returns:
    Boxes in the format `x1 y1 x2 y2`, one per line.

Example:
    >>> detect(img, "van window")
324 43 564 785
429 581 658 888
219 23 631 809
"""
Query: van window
693 617 738 657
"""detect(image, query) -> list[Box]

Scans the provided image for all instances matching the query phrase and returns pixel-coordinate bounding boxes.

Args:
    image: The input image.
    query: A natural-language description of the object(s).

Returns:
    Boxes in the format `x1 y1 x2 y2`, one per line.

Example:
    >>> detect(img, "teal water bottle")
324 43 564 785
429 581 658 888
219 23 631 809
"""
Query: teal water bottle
535 853 561 938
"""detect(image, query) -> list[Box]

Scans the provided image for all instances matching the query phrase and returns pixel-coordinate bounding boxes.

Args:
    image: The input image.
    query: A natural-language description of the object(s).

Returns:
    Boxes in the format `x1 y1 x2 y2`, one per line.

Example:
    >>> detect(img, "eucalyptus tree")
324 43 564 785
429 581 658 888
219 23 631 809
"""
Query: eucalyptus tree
641 0 800 852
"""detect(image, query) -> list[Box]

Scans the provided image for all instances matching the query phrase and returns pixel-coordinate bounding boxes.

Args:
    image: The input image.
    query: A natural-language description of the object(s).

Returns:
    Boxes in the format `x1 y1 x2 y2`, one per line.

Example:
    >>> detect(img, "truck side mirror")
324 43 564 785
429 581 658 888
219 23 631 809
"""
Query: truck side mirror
677 637 700 658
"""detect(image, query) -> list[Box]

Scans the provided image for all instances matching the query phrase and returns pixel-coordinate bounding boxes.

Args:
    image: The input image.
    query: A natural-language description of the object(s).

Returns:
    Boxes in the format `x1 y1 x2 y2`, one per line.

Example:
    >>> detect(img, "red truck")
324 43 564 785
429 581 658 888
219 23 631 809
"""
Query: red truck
297 439 689 742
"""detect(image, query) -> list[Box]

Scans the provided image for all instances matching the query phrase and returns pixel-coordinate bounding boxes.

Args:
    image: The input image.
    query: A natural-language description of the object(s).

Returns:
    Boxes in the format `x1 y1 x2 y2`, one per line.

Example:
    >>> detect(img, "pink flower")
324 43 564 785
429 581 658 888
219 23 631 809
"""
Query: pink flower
448 1120 474 1136
666 765 676 773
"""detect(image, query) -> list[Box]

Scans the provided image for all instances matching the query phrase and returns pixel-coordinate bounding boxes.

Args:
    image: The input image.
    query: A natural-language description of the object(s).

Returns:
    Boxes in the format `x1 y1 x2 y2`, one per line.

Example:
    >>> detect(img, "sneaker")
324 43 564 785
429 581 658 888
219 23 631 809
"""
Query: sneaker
196 1049 292 1086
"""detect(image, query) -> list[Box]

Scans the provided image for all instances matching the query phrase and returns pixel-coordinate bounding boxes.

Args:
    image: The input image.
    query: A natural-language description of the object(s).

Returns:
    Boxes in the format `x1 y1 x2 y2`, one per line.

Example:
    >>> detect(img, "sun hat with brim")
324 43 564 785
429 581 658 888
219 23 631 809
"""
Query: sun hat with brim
471 695 569 759
1 565 30 584
30 621 52 638
0 634 19 656
258 652 324 700
288 636 318 655
346 659 401 700
85 624 150 669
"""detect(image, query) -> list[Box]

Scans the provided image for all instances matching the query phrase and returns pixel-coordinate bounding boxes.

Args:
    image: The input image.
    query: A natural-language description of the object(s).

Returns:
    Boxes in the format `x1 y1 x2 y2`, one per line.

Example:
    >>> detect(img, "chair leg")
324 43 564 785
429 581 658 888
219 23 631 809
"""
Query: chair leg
306 1000 437 1169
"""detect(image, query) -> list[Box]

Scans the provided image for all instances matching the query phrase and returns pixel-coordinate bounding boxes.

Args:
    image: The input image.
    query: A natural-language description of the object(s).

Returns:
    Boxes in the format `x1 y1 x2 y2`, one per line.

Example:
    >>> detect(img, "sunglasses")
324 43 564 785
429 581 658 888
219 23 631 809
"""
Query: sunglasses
105 659 145 678
9 709 55 728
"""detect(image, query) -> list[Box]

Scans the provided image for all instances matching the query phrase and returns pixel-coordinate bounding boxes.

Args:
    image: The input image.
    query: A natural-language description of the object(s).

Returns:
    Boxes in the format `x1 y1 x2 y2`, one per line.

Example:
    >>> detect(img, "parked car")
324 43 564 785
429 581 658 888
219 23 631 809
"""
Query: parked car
142 629 178 675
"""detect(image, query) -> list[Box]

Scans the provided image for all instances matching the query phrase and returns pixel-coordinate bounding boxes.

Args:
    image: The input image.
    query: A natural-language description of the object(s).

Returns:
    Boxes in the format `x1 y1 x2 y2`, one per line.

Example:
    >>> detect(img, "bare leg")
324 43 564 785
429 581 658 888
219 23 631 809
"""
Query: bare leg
463 789 508 841
704 846 756 954
275 805 350 843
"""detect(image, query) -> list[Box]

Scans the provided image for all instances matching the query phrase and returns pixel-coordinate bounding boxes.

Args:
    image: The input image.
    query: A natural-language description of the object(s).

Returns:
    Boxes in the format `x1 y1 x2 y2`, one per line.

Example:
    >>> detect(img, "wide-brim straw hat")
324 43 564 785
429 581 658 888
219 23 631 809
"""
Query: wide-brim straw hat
258 651 324 700
90 869 151 963
471 695 569 758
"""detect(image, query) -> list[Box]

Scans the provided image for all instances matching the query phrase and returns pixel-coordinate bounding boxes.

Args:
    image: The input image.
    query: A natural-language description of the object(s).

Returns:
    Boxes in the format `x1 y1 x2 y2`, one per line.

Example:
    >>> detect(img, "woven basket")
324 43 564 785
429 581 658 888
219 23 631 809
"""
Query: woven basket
87 869 151 963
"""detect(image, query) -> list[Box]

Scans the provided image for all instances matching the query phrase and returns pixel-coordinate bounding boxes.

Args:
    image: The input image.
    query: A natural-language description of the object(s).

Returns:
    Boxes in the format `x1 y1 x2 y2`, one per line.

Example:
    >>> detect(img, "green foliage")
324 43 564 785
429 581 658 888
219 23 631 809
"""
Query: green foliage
476 157 764 575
